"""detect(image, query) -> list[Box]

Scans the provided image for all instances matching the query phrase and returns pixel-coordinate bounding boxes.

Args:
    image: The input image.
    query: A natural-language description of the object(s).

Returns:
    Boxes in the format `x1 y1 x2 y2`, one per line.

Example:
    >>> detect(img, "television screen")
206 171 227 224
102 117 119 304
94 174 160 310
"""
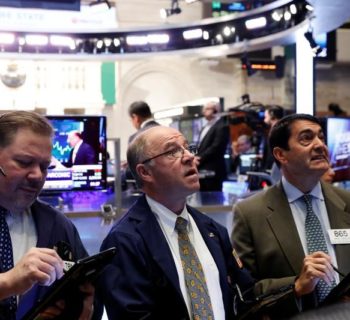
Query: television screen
0 0 80 11
315 31 336 61
326 117 350 182
42 115 107 192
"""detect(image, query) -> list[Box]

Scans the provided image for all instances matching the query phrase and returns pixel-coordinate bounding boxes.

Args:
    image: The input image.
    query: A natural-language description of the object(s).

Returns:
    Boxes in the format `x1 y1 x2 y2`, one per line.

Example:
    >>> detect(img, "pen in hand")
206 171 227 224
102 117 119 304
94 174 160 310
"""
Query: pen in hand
332 264 346 278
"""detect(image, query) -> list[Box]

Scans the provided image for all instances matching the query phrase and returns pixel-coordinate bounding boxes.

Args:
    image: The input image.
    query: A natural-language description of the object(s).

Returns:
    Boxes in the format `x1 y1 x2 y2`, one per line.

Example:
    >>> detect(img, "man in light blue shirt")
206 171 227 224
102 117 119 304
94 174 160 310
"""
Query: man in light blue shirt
232 113 350 316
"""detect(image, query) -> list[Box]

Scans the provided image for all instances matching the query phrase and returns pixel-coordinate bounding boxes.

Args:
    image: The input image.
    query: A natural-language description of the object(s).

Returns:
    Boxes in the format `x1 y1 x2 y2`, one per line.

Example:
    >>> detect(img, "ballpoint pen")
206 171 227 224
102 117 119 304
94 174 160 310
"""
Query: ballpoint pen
332 264 346 278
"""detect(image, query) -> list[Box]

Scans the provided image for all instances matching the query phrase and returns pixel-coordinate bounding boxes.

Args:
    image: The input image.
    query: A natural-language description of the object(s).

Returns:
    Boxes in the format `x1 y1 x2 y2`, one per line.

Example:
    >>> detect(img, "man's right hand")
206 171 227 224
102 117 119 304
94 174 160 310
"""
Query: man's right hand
0 247 64 299
294 251 335 297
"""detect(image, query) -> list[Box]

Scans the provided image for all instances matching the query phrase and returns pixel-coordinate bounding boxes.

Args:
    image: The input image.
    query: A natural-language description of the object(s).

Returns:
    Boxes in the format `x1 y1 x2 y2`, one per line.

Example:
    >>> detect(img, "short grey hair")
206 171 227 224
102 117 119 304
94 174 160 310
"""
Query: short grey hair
127 131 152 187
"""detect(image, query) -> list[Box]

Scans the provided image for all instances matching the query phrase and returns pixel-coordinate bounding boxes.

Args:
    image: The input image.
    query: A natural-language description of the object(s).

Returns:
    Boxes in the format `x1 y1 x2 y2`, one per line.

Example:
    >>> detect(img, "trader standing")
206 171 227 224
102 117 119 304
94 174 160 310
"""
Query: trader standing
195 101 229 191
96 125 254 319
232 113 350 315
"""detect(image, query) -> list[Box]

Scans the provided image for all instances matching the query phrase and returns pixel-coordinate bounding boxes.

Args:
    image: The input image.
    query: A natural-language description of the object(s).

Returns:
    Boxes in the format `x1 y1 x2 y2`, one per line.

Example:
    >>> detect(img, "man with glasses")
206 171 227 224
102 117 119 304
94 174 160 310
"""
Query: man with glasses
95 125 255 320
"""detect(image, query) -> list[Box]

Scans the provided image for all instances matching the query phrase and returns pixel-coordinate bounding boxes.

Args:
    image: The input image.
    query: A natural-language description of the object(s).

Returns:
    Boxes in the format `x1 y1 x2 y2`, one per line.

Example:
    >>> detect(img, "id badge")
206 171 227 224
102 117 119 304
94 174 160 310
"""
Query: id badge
328 229 350 244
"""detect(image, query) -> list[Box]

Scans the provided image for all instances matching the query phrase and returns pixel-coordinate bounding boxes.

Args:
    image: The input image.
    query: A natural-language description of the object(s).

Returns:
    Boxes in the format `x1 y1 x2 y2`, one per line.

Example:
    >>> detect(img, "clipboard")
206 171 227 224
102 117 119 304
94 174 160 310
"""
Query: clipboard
22 247 117 320
321 271 350 306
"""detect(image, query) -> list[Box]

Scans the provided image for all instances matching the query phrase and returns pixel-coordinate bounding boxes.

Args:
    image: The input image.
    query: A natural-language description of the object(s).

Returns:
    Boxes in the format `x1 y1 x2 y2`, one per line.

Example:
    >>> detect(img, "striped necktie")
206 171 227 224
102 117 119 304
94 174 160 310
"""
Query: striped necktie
302 194 336 302
0 206 17 319
175 217 214 320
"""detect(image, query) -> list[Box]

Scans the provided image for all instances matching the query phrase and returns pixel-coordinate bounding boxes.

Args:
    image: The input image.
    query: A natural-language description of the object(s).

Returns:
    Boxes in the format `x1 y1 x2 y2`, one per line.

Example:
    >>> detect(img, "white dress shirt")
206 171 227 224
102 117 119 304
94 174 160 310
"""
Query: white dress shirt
6 208 37 266
199 116 219 144
146 195 225 320
72 139 83 164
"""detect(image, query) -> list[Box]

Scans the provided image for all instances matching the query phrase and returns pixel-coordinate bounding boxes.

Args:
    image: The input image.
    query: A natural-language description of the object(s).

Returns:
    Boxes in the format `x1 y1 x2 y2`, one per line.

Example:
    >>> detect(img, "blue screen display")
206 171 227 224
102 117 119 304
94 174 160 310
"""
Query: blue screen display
327 117 350 182
42 115 107 192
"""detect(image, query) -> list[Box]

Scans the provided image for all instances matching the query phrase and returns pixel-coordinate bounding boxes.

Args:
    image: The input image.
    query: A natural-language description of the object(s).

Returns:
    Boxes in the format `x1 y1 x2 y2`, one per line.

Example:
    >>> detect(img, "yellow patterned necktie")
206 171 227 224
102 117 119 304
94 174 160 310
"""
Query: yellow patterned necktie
175 217 215 320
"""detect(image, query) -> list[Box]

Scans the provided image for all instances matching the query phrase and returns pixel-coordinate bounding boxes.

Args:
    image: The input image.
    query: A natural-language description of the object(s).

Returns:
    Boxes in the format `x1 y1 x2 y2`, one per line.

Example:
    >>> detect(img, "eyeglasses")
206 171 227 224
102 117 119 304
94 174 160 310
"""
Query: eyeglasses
141 144 198 164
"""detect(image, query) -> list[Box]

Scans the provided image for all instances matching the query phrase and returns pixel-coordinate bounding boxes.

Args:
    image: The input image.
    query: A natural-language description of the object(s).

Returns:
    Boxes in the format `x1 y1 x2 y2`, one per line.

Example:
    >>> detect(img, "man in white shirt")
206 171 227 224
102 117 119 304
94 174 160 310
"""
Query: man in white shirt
195 101 229 191
96 125 255 320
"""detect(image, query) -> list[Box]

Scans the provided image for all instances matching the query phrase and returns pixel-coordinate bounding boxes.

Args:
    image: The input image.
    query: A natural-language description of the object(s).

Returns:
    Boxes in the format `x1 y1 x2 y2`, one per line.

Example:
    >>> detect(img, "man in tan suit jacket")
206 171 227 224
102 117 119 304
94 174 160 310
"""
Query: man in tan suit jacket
232 113 350 316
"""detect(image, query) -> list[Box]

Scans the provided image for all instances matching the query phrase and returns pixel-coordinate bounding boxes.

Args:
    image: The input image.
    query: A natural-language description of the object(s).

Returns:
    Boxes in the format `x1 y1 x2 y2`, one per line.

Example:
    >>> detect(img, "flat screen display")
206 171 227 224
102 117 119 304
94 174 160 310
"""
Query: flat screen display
42 115 107 192
315 31 336 61
327 117 350 182
0 0 80 11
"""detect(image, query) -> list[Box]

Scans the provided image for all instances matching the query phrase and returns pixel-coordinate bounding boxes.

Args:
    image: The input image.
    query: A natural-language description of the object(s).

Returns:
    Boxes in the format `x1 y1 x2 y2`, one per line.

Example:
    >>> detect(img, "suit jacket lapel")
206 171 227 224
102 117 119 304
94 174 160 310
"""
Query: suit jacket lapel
265 183 306 274
321 183 350 273
129 196 184 300
31 200 55 248
189 208 226 275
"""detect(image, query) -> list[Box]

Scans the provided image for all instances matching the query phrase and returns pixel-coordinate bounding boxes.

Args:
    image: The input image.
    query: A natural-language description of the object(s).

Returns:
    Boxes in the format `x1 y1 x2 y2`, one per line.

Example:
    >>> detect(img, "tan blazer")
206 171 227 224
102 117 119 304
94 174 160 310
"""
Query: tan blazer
232 181 350 312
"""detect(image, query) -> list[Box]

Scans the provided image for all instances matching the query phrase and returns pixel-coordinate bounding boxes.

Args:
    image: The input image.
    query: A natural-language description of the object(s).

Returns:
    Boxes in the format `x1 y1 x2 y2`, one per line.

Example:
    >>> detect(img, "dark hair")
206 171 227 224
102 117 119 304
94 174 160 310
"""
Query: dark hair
269 113 322 166
0 110 53 148
328 103 345 116
128 101 152 118
266 105 284 120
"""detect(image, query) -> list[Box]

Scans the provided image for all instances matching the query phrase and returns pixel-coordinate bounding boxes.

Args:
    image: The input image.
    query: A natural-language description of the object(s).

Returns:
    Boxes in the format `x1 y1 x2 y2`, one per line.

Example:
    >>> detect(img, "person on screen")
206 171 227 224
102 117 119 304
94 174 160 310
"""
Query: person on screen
0 111 94 319
67 130 96 166
194 101 229 191
95 125 257 319
231 134 255 175
232 113 350 315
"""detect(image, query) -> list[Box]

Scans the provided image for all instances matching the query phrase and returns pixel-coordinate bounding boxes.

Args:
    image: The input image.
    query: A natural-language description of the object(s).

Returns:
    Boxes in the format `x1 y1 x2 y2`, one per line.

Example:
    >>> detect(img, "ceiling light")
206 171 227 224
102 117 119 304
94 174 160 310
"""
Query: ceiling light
0 33 15 45
245 17 267 30
25 35 49 46
223 26 235 37
113 38 120 47
290 4 297 14
126 36 148 46
50 35 75 49
147 34 169 44
272 10 283 22
284 11 292 21
183 28 203 40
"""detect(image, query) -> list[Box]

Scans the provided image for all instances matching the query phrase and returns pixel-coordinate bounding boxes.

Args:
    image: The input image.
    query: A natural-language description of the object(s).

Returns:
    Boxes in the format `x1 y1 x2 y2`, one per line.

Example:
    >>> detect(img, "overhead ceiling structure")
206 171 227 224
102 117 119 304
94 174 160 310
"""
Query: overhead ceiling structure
0 0 348 59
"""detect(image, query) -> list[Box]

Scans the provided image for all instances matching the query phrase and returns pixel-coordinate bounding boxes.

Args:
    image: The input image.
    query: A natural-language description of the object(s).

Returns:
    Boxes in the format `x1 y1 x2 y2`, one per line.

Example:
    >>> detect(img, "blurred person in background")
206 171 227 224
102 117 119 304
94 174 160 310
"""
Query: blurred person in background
195 101 229 192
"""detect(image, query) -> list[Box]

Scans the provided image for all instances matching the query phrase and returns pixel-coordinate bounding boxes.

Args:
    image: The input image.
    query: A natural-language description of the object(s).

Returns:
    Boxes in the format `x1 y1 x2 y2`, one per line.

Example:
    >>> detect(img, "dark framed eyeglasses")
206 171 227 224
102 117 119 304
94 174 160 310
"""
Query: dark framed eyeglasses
141 144 198 164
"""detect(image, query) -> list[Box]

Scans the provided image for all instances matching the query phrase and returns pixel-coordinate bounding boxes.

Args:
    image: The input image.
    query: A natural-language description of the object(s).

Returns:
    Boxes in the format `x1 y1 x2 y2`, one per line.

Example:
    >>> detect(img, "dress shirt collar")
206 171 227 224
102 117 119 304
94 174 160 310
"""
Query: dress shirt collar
145 195 191 233
282 176 324 203
140 118 155 129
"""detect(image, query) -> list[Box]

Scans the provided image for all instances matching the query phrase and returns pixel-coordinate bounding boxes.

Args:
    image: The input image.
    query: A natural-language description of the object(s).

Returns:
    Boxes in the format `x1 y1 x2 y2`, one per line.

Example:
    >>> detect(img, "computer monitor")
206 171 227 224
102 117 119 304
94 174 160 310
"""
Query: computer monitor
239 153 257 175
326 117 350 182
42 115 107 192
